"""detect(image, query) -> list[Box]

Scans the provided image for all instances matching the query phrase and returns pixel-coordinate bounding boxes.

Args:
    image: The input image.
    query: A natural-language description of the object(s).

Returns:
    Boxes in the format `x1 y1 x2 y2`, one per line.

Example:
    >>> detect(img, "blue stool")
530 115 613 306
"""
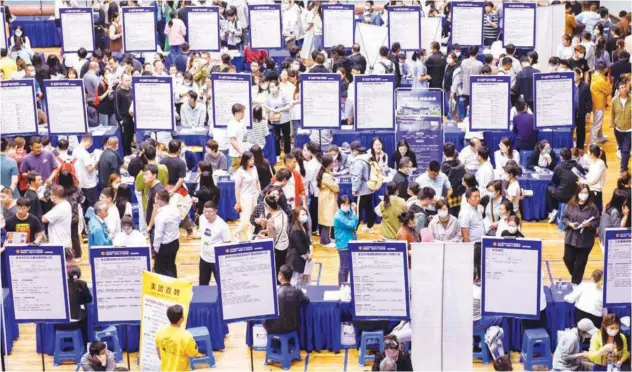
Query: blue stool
264 332 301 370
53 329 84 366
520 328 553 370
187 326 216 369
94 325 123 363
473 329 491 364
556 203 567 231
358 331 384 367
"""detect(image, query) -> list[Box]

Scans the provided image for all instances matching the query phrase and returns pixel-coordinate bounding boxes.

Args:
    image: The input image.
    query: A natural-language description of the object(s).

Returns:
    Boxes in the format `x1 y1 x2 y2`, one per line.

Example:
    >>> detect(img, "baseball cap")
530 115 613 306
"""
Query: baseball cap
578 318 598 336
349 140 365 152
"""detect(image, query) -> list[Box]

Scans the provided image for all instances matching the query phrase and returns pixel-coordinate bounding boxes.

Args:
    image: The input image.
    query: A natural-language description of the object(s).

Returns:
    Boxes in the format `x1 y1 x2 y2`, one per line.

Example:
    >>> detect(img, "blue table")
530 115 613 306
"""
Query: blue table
444 125 466 151
41 126 125 158
1 289 19 354
11 16 60 48
36 285 229 354
295 129 396 160
519 171 552 222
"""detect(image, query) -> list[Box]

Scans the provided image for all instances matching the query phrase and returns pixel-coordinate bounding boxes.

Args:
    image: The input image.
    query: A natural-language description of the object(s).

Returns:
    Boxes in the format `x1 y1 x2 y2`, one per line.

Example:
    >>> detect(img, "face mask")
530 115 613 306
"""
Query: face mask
455 51 461 57
28 72 36 77
579 53 585 59
607 328 619 337
270 86 279 94
487 191 496 199
291 63 300 71
299 214 309 223
15 30 23 37
112 182 120 189
578 192 589 201
447 57 454 64
549 65 557 71
501 173 509 181
507 225 518 234
261 83 269 90
438 209 449 219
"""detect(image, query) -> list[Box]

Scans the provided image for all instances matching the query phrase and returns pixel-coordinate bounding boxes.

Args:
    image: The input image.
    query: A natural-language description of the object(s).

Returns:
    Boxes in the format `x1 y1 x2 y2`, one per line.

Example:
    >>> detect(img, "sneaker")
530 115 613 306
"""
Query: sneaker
322 242 336 248
362 227 370 233
548 209 558 224
362 227 375 234
617 150 622 159
596 135 608 143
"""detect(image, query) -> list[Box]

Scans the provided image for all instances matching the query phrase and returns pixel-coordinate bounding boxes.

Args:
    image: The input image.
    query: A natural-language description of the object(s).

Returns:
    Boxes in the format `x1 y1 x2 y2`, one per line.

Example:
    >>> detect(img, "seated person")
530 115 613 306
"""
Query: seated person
495 200 517 237
552 319 597 371
204 139 228 171
494 137 520 171
546 148 585 223
493 354 514 371
80 340 116 371
263 265 310 336
328 144 350 176
527 140 557 172
391 140 418 172
564 269 605 328
371 335 413 371
112 216 147 246
499 215 524 238
587 314 629 369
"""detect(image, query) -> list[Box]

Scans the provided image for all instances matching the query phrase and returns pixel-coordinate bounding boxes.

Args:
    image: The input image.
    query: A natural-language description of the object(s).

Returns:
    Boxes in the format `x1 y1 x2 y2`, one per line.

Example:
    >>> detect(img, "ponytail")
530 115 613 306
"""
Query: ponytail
168 11 176 27
317 154 334 188
384 182 398 208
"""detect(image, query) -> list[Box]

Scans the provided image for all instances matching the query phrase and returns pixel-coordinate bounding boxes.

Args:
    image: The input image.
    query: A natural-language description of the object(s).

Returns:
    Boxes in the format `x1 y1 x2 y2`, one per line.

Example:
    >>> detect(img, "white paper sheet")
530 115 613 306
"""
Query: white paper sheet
123 9 156 52
301 78 340 129
0 9 7 50
470 78 509 130
503 5 535 48
535 74 573 128
46 82 87 134
355 77 394 130
452 4 482 46
0 82 37 135
249 7 282 49
323 6 354 48
134 79 174 131
188 9 220 51
61 9 94 52
212 77 251 127
605 230 632 306
388 8 421 51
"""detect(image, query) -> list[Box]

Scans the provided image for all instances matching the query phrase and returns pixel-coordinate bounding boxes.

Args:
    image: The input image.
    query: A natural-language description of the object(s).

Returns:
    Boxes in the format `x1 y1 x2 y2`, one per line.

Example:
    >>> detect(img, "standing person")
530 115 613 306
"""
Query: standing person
611 81 631 172
317 154 339 246
458 138 483 172
24 172 43 220
573 67 593 151
483 1 499 46
562 185 600 285
504 162 523 218
304 142 322 235
393 157 412 200
251 145 275 190
376 182 408 240
198 201 230 286
590 61 613 145
396 210 421 251
152 190 180 278
349 141 377 233
564 3 578 36
42 185 72 248
425 41 446 89
511 56 540 110
410 50 430 89
414 160 453 205
569 45 590 83
143 165 166 233
20 136 59 187
72 135 98 215
135 146 168 232
575 2 600 36
108 12 123 58
475 146 494 192
334 196 358 284
586 314 630 369
88 201 112 247
512 98 537 151
114 73 134 155
155 305 204 372
99 188 121 238
443 52 458 120
97 137 123 191
0 138 18 198
287 207 312 285
164 10 187 57
234 151 261 241
579 145 608 212
227 104 247 172
58 171 84 260
4 197 44 244
259 195 289 279
599 190 630 253
194 171 220 217
264 80 293 159
458 46 483 115
305 1 323 54
458 188 485 243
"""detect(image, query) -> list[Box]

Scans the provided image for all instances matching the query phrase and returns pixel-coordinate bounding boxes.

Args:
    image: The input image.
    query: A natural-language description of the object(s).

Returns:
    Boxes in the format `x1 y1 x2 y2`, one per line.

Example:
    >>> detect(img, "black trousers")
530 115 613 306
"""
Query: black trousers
120 115 135 156
199 259 217 286
593 190 603 214
575 307 603 329
273 121 291 156
274 249 287 283
154 240 179 278
357 193 376 229
71 221 81 259
546 185 568 212
575 110 587 150
81 187 98 220
563 244 592 285
309 195 319 233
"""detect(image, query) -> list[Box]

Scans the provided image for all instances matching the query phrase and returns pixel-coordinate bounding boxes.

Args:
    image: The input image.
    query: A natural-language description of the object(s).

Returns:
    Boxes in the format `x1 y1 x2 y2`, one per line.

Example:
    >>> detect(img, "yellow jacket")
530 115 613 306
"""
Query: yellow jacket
588 330 630 366
590 72 612 110
611 95 632 132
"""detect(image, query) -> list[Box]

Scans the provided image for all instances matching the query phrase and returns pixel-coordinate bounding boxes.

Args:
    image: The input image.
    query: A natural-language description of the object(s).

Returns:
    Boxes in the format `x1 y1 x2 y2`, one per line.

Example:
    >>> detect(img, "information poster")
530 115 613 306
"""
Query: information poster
396 88 442 172
451 1 483 48
139 271 193 371
301 74 341 129
603 229 631 307
132 76 175 131
211 73 252 129
349 241 410 320
355 75 395 130
1 7 7 50
60 8 94 53
388 6 421 51
322 4 354 49
122 7 157 53
5 245 70 323
534 72 574 129
503 3 536 48
44 79 88 135
469 75 510 131
248 4 282 49
0 80 39 136
482 237 542 319
90 247 151 324
186 6 220 52
214 240 278 323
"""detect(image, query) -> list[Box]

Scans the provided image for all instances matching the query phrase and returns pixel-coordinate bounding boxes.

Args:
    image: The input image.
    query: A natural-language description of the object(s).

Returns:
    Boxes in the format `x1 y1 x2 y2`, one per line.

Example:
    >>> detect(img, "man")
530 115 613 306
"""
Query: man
573 67 592 151
568 45 590 83
0 138 18 198
458 188 484 243
441 143 465 215
153 59 167 76
612 81 631 172
475 147 494 194
452 44 466 66
203 140 228 171
458 46 483 114
152 190 181 278
97 137 123 187
4 197 43 244
388 42 403 87
99 188 121 237
546 148 585 223
483 1 500 47
144 164 166 231
512 98 537 151
263 265 310 335
393 157 411 200
504 43 522 75
107 57 125 80
42 185 72 247
552 318 596 371
198 201 230 286
135 146 169 230
227 104 247 171
88 201 112 247
0 188 16 221
414 160 452 205
575 2 600 36
155 305 203 371
160 140 187 195
373 46 395 75
511 56 540 110
348 43 367 74
363 0 382 26
24 172 44 220
20 136 59 186
72 134 98 215
308 53 330 73
83 62 101 107
425 41 447 88
611 51 630 96
589 61 612 145
114 73 134 155
0 48 17 79
180 90 205 127
580 31 596 71
564 2 578 36
458 137 482 171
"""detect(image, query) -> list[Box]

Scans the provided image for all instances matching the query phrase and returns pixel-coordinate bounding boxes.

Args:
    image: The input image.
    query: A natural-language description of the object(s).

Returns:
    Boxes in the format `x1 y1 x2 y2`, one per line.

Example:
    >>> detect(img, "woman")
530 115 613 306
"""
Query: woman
333 195 358 285
396 210 421 250
80 340 116 371
247 106 268 150
557 34 574 60
66 67 78 79
108 12 123 58
317 154 339 246
527 140 557 172
260 195 289 280
371 335 413 372
304 1 323 55
46 55 63 78
391 140 418 172
287 207 312 286
59 170 84 261
234 151 261 241
411 49 431 89
460 173 479 207
482 180 509 235
598 190 630 253
428 199 461 242
579 145 607 212
95 70 116 127
444 52 459 120
113 183 132 219
504 162 523 218
377 182 408 240
251 144 275 190
371 137 389 173
594 37 611 68
251 74 269 109
328 144 349 176
339 66 350 92
264 80 293 159
9 26 34 64
112 216 146 247
55 266 92 346
587 314 629 369
494 137 520 170
495 200 517 237
279 69 296 99
291 147 307 181
164 10 187 56
499 215 524 237
405 182 421 208
564 269 605 329
194 171 220 217
109 174 122 197
562 185 600 285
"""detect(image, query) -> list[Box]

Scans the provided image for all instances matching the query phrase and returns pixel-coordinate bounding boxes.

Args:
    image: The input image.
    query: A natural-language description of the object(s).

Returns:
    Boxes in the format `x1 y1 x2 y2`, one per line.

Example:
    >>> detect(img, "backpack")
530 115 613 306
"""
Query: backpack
56 157 80 185
379 61 394 74
360 158 383 192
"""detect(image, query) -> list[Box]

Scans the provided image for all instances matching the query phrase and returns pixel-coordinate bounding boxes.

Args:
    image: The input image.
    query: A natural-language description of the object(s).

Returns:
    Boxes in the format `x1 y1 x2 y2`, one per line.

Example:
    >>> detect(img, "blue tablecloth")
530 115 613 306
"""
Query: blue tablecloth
36 285 229 355
444 125 466 151
1 289 19 354
12 16 60 48
295 130 396 159
42 126 125 158
519 171 552 221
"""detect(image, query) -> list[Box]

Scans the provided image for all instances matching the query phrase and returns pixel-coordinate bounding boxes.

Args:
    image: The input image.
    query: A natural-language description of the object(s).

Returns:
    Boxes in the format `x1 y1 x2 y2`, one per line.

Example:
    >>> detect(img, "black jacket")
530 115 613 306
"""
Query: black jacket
511 66 540 103
527 148 558 171
441 159 466 196
425 51 447 89
287 228 310 273
562 202 600 249
68 279 93 321
388 53 402 87
552 160 585 202
575 81 592 118
392 170 410 200
348 53 367 74
97 149 123 187
194 185 221 216
309 64 330 73
372 351 413 371
263 283 310 334
391 150 418 170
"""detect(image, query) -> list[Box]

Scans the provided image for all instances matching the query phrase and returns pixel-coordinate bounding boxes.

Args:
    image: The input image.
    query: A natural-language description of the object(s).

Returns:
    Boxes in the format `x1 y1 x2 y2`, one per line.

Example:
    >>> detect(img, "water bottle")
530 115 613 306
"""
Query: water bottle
556 279 563 296
607 351 618 371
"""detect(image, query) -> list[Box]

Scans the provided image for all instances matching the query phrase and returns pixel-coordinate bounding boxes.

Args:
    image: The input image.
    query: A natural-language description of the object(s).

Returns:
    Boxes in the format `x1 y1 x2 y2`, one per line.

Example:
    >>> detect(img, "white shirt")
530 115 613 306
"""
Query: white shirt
227 118 247 158
105 205 121 236
153 205 181 252
45 200 72 247
458 202 485 242
564 282 603 317
234 167 260 198
475 161 494 192
493 149 520 170
112 230 147 246
458 146 481 171
372 58 395 75
72 145 97 189
199 215 231 263
582 158 606 192
506 180 521 213
212 128 230 151
305 158 322 197
306 9 322 35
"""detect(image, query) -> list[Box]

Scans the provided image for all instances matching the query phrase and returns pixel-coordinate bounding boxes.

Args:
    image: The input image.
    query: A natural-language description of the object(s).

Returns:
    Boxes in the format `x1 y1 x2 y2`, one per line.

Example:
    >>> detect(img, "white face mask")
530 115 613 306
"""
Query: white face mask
578 192 589 201
112 182 120 189
487 191 496 199
607 328 619 337
341 206 350 213
15 30 23 37
270 86 279 94
447 57 454 64
261 83 269 90
507 225 518 234
299 214 309 223
455 51 461 57
438 209 449 219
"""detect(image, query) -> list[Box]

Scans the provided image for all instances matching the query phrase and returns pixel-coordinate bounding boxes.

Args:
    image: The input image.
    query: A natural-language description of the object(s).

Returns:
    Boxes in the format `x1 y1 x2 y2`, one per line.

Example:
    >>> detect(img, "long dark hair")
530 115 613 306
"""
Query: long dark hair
600 314 624 353
589 144 607 168
500 137 515 160
605 189 627 215
473 242 481 282
251 144 268 168
114 184 131 218
289 207 308 234
370 137 385 162
316 154 334 188
291 148 306 177
58 170 78 196
571 184 596 207
199 170 217 190
240 151 254 170
384 182 398 208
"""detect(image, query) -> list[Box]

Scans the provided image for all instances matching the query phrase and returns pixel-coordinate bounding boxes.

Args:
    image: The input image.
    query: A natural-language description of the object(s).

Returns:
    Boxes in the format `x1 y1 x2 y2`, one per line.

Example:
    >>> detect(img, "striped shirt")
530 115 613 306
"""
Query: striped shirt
483 13 499 40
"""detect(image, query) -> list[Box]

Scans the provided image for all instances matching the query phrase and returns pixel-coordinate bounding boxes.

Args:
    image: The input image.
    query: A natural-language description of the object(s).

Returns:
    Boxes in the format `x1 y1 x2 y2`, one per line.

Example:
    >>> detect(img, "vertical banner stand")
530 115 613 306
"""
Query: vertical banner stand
125 325 131 371
250 345 254 371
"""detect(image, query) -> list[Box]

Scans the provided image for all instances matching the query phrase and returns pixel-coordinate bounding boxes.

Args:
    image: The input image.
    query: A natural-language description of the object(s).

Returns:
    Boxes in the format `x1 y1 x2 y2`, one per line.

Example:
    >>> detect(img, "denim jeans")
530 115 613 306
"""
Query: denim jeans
338 249 350 285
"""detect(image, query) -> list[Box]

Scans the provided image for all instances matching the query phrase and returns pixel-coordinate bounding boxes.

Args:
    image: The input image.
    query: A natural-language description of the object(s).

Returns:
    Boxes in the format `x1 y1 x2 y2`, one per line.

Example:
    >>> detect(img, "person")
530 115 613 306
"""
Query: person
234 151 261 241
0 138 18 198
55 265 92 347
512 56 540 109
444 52 459 120
99 188 121 238
4 197 44 244
308 53 329 73
483 1 499 46
562 185 600 285
333 196 358 285
373 46 395 75
578 145 608 212
473 149 493 198
349 141 377 233
391 140 417 172
590 62 612 145
571 69 593 152
458 138 482 172
409 187 436 232
504 162 523 218
328 145 350 177
113 183 132 219
371 335 413 371
527 140 557 172
180 90 205 127
459 188 484 243
164 10 187 56
317 155 339 246
569 45 590 85
396 210 421 251
263 264 310 336
287 207 312 285
152 190 180 278
72 135 98 214
404 182 421 208
575 2 600 36
194 170 220 217
108 12 123 57
248 105 268 151
80 340 116 371
598 190 629 253
441 143 466 215
612 81 631 172
304 142 322 233
20 136 59 187
393 157 411 201
88 201 112 247
0 48 17 79
425 41 446 89
136 148 168 233
565 268 605 329
42 185 72 248
495 200 518 237
563 3 578 36
428 198 461 241
0 188 16 221
23 171 43 221
414 160 452 207
587 314 629 369
482 180 508 235
512 99 537 151
553 318 598 371
458 46 483 114
547 148 585 223
114 73 134 155
370 137 388 172
252 144 275 190
494 137 520 171
410 49 430 89
493 355 514 371
160 140 194 237
204 139 228 171
97 137 123 188
227 104 248 172
155 305 203 372
499 215 523 238
198 201 230 286
264 80 293 158
259 195 290 278
377 182 408 240
58 170 84 259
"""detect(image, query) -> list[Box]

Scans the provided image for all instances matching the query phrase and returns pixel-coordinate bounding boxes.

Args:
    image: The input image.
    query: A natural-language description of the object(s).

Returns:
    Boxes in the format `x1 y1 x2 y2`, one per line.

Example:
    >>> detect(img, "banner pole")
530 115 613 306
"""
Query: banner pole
39 325 45 371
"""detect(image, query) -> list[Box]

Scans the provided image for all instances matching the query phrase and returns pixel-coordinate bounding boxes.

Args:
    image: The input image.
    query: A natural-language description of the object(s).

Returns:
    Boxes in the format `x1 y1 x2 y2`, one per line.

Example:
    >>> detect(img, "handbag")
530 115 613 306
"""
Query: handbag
268 110 281 123
340 322 356 346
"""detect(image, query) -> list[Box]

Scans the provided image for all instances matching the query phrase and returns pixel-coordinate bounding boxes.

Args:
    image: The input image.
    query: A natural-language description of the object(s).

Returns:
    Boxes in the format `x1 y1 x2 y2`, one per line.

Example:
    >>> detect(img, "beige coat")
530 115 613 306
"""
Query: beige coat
318 171 339 227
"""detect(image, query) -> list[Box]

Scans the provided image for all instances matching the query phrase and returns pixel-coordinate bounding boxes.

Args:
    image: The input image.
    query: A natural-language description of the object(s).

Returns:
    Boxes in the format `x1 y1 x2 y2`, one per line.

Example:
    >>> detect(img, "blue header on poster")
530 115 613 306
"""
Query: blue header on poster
322 4 355 49
533 72 575 129
502 2 536 48
59 8 95 53
122 7 157 53
603 229 632 308
186 6 221 52
1 79 39 136
44 79 89 135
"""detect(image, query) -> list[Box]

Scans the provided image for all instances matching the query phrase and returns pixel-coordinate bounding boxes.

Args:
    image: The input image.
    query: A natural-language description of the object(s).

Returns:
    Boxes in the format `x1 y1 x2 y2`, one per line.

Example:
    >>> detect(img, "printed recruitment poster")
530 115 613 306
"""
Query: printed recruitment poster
139 271 193 371
603 229 631 307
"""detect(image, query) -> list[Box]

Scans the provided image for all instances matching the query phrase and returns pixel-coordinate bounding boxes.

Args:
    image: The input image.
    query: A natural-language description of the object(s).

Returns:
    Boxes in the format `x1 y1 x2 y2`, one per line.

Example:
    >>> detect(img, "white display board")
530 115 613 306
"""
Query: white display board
300 74 342 129
60 8 95 53
534 72 574 129
322 4 355 49
186 6 220 52
603 229 632 307
132 76 175 131
451 2 483 47
502 3 536 48
535 4 565 73
355 22 388 73
354 75 395 130
44 79 88 135
248 4 282 49
211 73 252 128
0 80 39 136
388 6 421 51
421 16 442 55
469 75 510 131
122 7 157 53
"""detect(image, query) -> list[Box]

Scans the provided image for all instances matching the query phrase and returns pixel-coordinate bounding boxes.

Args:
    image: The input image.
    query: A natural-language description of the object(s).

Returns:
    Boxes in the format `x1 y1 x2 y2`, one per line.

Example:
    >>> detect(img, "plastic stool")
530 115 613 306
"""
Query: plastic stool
556 203 567 231
473 329 491 364
358 331 384 367
264 332 301 370
520 328 553 370
94 325 123 363
187 327 216 369
53 329 84 366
